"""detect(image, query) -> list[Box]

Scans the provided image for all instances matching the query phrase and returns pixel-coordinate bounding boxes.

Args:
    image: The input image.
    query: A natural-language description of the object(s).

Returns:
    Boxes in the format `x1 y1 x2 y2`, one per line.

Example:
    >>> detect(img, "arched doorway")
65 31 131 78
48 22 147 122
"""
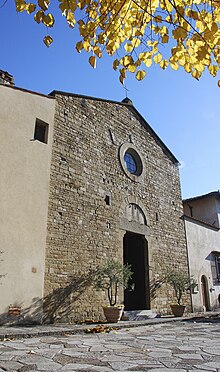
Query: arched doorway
201 275 210 311
123 232 150 310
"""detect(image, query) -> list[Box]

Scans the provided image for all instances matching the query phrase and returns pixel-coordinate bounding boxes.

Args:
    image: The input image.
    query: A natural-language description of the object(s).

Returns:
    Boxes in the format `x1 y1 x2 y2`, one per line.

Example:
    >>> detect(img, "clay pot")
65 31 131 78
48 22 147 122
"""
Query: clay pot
170 304 186 317
103 306 124 323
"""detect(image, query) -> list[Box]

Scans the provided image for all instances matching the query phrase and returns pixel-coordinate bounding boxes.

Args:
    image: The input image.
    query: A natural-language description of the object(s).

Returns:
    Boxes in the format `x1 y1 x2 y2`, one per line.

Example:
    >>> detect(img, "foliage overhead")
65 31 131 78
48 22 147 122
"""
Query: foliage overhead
94 259 133 306
15 0 220 85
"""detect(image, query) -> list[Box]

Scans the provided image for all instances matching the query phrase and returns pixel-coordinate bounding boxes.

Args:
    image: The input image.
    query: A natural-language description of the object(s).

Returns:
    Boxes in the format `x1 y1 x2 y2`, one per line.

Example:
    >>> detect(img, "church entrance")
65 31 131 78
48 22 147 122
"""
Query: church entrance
123 232 150 310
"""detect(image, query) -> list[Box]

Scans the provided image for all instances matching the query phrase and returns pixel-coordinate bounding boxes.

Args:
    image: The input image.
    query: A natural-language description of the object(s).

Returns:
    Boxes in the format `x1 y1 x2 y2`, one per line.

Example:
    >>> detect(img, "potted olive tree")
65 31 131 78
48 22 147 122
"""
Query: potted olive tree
94 259 133 322
165 269 197 317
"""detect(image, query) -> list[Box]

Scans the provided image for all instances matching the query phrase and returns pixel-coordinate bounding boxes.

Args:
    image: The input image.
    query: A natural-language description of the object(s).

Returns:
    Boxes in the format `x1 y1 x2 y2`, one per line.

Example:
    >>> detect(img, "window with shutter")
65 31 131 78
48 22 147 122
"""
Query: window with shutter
211 258 218 285
211 252 220 285
216 256 220 282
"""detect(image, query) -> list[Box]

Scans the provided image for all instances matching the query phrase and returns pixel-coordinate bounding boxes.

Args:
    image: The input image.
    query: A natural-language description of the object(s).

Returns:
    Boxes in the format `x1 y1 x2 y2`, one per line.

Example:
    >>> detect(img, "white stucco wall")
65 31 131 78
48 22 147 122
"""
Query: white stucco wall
184 197 219 228
0 85 55 321
184 217 220 312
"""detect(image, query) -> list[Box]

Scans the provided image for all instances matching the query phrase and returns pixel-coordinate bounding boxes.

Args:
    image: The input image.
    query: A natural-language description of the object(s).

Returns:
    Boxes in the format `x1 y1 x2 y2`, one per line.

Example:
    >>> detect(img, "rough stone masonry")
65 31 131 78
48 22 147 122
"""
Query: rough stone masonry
44 92 190 323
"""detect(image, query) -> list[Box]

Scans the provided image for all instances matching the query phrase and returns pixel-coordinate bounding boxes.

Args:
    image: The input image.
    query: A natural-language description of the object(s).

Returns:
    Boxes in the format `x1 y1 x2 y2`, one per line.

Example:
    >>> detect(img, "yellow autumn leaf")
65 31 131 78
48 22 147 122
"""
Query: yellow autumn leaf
163 0 173 12
98 33 106 45
139 52 148 61
187 10 199 20
184 63 192 73
38 0 49 11
119 68 126 78
121 55 133 67
119 74 125 85
136 70 146 80
89 55 96 68
128 64 137 73
208 65 219 76
218 80 220 87
194 62 204 72
196 20 205 32
160 60 168 70
12 0 220 85
172 27 188 40
144 59 152 68
161 35 169 43
89 9 97 19
34 10 44 23
83 40 91 52
170 62 179 70
192 70 202 80
42 13 55 27
59 0 70 13
131 38 141 47
154 54 162 64
178 57 186 67
69 0 77 12
43 35 53 47
15 0 26 12
154 15 162 23
136 58 141 67
113 59 120 70
26 3 36 13
94 46 102 58
159 26 168 37
78 0 87 9
124 43 133 53
76 41 83 52
66 12 76 28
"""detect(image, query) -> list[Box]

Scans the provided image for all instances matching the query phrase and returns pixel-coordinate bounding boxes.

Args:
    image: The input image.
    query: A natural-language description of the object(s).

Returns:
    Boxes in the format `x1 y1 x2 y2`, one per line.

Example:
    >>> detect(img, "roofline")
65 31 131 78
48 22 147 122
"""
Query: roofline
0 83 55 99
0 69 13 78
183 214 220 231
183 190 220 203
49 90 179 165
49 90 127 106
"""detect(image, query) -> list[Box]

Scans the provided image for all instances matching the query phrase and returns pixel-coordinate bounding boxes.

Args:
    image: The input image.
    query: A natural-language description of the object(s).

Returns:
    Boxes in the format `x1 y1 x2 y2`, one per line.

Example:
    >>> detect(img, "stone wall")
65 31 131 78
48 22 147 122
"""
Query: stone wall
44 93 190 323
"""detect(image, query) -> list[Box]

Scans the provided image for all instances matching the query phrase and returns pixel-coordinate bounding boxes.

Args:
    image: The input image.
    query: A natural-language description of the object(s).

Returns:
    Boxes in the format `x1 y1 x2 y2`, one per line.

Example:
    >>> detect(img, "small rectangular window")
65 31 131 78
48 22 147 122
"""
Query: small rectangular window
34 119 49 144
216 256 220 282
104 194 111 206
211 253 220 284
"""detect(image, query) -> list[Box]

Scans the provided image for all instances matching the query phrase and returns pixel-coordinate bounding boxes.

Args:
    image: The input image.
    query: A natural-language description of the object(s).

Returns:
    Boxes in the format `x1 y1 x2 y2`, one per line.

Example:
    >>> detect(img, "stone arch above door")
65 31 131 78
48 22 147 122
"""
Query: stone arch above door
125 203 147 225
119 197 149 235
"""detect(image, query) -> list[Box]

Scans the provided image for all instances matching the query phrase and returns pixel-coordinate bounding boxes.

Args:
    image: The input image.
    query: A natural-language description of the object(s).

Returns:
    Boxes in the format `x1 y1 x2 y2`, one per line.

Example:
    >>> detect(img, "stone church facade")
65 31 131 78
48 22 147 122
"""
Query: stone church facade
0 75 190 323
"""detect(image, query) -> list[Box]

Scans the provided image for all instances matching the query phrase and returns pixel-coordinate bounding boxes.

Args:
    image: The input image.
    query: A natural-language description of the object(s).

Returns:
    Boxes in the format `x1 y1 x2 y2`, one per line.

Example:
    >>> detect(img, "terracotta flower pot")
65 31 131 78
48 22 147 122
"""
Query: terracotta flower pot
170 304 185 317
103 306 124 323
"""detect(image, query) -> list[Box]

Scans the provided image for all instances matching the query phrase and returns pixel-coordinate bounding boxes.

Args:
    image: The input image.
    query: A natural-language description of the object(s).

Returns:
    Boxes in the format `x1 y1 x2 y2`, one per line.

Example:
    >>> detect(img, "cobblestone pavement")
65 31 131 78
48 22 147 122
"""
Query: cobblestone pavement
0 318 220 371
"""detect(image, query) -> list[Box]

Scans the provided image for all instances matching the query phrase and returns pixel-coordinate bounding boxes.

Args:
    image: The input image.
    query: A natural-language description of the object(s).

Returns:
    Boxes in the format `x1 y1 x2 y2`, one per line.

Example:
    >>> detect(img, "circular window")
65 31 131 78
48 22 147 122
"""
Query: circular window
124 152 137 174
119 143 144 181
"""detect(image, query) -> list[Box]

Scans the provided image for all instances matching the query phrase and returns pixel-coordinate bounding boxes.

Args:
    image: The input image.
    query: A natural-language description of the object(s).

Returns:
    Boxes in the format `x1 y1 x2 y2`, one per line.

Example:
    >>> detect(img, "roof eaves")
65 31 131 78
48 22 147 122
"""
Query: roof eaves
183 190 220 203
0 83 55 99
49 90 127 106
50 90 179 165
183 214 220 230
126 104 179 164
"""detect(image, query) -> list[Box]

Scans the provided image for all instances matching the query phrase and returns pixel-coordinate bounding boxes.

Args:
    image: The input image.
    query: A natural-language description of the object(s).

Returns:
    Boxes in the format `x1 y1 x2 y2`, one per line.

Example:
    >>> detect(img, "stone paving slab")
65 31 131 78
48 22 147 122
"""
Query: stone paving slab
0 311 219 341
0 313 219 371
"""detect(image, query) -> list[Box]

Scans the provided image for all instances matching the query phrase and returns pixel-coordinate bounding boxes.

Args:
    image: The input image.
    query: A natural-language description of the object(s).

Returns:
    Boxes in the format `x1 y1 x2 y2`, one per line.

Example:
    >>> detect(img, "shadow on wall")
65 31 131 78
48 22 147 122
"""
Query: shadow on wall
150 278 163 300
0 271 95 326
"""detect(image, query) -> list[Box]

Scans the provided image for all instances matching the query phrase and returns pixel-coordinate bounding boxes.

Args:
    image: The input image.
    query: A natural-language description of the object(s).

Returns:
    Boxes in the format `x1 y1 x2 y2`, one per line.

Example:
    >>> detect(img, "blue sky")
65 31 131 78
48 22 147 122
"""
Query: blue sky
1 1 219 199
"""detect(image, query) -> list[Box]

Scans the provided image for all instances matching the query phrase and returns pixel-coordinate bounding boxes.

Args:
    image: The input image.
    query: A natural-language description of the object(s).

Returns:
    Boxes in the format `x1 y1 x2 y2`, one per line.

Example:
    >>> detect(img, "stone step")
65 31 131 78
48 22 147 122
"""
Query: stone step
122 310 160 321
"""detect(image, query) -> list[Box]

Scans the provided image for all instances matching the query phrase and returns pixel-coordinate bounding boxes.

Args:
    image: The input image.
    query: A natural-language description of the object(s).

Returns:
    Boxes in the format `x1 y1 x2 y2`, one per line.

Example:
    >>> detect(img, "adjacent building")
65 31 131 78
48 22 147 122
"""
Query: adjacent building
183 191 220 312
0 78 55 322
